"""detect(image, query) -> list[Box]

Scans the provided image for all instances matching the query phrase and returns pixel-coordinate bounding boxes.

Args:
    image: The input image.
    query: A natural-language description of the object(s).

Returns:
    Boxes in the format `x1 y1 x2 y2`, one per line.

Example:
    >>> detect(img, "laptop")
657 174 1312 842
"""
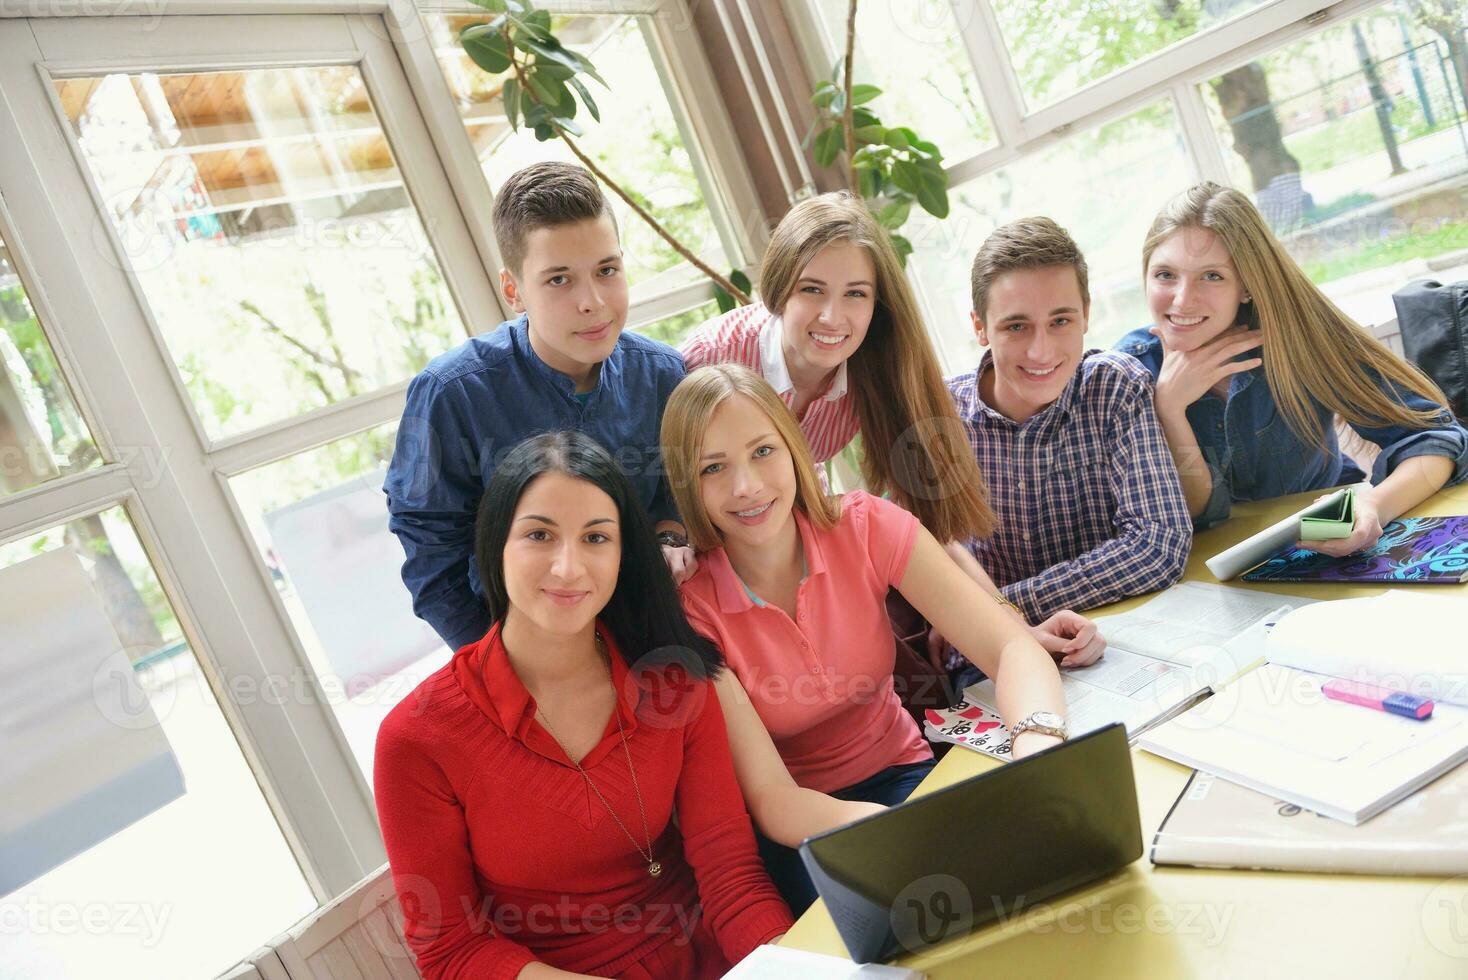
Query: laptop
798 723 1142 963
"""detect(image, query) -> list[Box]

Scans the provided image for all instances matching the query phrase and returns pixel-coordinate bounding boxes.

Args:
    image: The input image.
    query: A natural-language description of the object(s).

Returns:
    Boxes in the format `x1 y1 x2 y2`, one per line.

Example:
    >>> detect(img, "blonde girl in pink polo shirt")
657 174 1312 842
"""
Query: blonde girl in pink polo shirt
660 364 1085 914
680 192 1104 666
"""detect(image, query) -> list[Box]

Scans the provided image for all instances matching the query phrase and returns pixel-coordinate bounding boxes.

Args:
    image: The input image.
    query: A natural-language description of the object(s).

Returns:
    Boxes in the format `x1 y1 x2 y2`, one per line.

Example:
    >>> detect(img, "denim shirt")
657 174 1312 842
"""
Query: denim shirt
384 315 686 649
1116 326 1468 529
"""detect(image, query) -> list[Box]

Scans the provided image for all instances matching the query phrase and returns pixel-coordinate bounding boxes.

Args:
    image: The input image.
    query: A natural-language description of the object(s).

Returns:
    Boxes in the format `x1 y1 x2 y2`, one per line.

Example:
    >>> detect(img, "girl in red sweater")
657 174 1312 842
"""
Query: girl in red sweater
374 431 792 980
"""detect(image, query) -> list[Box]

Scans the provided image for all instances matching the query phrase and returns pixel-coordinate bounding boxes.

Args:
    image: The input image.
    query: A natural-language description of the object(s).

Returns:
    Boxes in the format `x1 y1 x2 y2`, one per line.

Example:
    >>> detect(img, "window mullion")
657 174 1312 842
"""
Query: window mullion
1171 82 1233 184
951 0 1029 147
372 5 510 329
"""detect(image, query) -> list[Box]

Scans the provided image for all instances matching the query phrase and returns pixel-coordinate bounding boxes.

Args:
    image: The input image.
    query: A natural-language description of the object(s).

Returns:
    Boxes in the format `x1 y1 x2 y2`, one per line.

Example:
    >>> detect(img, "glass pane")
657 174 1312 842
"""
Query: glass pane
1203 10 1468 326
907 101 1195 372
0 229 101 496
633 296 721 348
425 13 728 299
228 422 449 784
810 0 995 161
0 506 314 979
56 68 469 439
992 0 1269 109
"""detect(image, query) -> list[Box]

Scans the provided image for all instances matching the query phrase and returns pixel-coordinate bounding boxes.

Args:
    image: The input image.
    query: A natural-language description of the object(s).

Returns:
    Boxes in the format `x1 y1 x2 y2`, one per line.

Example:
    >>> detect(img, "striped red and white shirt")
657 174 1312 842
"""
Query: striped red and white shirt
678 303 861 463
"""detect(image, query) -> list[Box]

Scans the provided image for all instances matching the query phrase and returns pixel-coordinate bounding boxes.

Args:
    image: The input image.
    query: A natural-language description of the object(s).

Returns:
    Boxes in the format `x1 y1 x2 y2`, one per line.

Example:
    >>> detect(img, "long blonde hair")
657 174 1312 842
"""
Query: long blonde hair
760 192 996 541
660 365 840 552
1143 182 1449 448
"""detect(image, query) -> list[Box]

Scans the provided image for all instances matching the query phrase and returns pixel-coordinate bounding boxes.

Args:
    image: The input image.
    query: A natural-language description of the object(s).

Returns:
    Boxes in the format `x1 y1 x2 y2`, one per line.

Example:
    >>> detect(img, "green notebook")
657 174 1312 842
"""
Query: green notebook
1298 486 1355 540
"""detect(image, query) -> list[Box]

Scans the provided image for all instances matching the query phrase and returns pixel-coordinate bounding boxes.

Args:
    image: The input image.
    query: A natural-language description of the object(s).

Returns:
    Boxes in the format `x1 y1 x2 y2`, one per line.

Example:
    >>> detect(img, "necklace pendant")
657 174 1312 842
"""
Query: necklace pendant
648 861 662 878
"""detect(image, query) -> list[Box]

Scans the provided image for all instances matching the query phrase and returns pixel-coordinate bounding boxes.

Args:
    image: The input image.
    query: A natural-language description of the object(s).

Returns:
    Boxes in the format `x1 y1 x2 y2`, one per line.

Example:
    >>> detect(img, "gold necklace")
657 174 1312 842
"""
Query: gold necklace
536 637 661 878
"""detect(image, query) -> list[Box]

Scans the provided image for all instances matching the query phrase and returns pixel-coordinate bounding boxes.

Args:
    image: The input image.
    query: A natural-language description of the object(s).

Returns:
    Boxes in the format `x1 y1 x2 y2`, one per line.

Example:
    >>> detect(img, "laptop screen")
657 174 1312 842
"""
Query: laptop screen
799 723 1142 962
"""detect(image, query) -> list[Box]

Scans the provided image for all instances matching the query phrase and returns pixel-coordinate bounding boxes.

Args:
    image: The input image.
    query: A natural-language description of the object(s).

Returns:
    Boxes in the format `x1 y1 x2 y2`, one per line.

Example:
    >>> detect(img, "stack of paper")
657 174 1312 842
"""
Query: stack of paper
1140 590 1468 824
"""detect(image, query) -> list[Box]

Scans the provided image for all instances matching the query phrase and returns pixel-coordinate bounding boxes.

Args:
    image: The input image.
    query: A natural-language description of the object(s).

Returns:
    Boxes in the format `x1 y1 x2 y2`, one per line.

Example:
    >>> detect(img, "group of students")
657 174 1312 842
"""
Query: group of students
373 161 1468 979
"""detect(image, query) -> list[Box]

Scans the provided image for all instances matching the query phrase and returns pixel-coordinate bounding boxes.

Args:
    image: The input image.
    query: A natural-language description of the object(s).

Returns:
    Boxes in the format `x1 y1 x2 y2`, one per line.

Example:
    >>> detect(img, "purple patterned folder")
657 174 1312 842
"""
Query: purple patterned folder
1241 515 1468 583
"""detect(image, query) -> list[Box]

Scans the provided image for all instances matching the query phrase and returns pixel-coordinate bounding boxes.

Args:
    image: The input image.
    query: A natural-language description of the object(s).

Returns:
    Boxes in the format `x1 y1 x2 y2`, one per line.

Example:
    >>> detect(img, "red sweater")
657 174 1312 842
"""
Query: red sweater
374 621 792 980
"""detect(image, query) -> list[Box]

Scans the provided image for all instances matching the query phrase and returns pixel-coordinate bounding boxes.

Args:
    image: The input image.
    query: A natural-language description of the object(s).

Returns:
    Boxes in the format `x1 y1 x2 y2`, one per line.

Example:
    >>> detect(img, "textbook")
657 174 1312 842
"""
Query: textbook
1241 514 1468 584
1205 485 1363 580
925 583 1315 759
1138 661 1468 824
720 946 923 978
1150 768 1468 875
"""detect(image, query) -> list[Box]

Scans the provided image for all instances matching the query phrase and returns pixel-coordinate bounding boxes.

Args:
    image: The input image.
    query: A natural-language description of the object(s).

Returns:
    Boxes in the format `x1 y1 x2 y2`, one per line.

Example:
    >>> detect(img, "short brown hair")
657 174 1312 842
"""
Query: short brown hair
492 162 615 275
970 216 1090 319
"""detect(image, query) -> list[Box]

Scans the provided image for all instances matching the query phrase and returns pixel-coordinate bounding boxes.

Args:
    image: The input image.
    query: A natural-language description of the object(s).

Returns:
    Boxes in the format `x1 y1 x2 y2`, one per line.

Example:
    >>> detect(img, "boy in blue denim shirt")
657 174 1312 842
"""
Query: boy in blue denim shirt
385 163 690 650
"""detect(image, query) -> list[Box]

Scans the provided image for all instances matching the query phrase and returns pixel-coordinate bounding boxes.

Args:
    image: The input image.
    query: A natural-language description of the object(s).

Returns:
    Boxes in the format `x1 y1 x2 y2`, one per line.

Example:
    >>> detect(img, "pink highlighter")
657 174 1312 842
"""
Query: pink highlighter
1322 679 1434 720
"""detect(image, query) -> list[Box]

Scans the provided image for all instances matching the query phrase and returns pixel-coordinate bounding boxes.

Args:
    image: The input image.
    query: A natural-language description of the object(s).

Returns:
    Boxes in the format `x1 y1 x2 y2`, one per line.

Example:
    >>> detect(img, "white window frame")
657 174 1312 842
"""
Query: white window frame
0 0 765 910
784 0 1389 199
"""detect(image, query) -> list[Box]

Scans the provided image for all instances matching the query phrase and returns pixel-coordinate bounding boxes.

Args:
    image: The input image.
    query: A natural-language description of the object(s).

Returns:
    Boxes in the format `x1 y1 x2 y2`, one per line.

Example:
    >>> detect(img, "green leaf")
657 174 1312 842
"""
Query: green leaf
813 125 844 168
876 197 911 229
461 26 512 74
811 81 839 108
883 127 910 150
502 77 521 130
538 62 575 81
533 122 556 141
889 233 913 267
507 11 551 40
467 0 507 11
854 124 885 144
911 163 949 219
730 268 752 296
849 83 882 105
910 138 942 161
851 107 881 129
857 166 882 198
890 159 919 194
525 69 574 116
567 76 600 122
554 116 583 137
570 50 607 88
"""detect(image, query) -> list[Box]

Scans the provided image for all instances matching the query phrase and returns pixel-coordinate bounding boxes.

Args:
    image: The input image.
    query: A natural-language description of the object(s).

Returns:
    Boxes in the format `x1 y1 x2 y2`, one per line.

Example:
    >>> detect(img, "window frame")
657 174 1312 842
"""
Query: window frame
0 1 766 915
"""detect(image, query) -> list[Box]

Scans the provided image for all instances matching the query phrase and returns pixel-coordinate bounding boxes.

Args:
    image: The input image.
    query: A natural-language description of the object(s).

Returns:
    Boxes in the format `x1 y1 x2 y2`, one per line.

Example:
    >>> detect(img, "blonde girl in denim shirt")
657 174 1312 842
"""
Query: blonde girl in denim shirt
1117 181 1468 555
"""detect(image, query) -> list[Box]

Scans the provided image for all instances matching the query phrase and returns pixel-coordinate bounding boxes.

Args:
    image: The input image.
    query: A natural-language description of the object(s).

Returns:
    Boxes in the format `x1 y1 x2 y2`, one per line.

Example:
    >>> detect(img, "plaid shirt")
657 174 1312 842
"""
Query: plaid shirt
947 349 1192 624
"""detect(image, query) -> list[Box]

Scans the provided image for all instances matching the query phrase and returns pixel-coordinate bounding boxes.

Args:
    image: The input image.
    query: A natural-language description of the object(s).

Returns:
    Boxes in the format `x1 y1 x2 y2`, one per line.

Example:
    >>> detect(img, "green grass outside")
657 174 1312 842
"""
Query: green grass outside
1303 218 1468 282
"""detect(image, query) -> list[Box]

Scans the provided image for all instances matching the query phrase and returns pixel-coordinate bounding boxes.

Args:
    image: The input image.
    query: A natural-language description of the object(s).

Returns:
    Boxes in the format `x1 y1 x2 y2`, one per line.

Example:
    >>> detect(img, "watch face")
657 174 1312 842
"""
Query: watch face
1032 712 1065 729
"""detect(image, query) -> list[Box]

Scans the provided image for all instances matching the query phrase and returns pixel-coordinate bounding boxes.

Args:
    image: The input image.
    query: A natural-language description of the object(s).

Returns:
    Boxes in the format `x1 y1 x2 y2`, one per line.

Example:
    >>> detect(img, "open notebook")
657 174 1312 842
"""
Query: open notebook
925 583 1315 759
1139 591 1468 824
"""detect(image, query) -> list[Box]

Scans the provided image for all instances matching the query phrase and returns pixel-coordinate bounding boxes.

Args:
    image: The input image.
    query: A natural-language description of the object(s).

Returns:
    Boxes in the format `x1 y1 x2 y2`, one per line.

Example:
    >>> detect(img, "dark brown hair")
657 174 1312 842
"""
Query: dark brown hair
970 216 1090 319
491 161 615 275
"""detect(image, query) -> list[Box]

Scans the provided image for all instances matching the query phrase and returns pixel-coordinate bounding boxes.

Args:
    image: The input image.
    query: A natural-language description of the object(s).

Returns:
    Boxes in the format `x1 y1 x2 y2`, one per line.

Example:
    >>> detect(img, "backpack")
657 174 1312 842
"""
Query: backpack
1392 278 1468 423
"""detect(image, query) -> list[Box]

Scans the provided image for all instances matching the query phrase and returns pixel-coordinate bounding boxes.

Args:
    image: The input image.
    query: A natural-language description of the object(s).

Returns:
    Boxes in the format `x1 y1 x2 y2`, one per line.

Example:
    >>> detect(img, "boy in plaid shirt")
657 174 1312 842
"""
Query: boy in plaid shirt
946 217 1191 625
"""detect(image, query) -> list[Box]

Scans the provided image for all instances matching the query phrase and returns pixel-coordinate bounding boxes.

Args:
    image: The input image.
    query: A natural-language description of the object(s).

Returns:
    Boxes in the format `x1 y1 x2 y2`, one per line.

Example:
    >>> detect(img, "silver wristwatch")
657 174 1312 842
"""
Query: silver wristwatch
1010 711 1067 742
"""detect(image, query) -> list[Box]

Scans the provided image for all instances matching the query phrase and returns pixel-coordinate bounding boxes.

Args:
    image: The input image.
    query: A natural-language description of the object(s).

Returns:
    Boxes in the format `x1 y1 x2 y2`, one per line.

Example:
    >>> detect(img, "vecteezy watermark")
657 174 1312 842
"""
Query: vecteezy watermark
1422 875 1468 958
0 897 174 948
889 875 1236 953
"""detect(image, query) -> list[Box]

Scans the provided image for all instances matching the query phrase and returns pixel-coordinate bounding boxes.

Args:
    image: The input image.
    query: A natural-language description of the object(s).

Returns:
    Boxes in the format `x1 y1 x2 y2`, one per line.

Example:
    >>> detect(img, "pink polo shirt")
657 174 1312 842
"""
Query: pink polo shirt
678 491 933 793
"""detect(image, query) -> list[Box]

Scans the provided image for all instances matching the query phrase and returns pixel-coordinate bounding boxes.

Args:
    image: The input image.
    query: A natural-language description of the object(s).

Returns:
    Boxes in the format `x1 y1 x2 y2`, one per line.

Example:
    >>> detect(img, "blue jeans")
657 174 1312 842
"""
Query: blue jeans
756 758 937 916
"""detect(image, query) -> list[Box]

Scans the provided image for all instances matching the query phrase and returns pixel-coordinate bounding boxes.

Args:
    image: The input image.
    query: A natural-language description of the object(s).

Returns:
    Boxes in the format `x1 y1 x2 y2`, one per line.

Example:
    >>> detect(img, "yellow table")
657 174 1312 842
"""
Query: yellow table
782 483 1468 978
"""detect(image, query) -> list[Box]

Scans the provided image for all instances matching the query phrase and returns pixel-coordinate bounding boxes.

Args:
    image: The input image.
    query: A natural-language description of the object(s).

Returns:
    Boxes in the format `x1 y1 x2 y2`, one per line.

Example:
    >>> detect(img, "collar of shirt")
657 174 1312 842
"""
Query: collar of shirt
758 312 849 401
960 348 1093 439
702 507 829 614
455 618 642 768
511 313 618 403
